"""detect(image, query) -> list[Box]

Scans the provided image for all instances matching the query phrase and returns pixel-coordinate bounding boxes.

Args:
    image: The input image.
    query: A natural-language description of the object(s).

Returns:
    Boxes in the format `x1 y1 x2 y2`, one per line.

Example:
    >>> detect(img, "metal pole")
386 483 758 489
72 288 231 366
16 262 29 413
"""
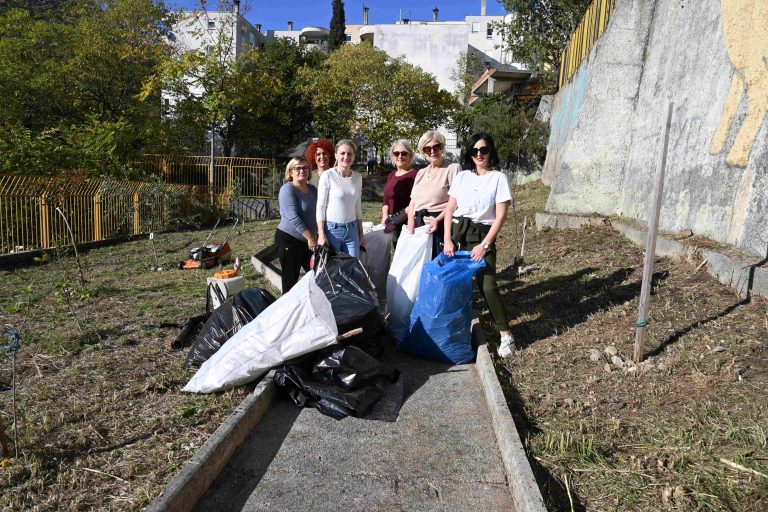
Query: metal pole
633 102 673 362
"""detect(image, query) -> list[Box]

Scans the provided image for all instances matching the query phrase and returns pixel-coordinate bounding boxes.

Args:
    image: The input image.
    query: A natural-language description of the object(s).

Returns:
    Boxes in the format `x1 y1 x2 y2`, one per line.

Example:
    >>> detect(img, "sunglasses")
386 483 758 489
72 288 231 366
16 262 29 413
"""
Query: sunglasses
423 144 442 153
293 166 309 172
392 151 410 158
469 146 491 157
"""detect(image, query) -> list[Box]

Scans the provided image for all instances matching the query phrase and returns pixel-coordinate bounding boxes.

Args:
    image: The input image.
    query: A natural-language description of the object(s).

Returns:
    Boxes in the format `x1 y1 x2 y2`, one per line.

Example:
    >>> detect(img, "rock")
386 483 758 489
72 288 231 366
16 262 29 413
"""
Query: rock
712 345 726 353
656 362 668 371
605 345 619 356
603 363 612 373
588 349 601 362
626 366 637 373
611 355 625 368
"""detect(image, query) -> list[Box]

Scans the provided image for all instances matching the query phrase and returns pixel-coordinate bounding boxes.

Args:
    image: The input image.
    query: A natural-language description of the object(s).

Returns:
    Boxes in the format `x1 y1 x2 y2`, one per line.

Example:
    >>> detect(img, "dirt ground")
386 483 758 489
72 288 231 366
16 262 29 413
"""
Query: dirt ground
1 181 766 511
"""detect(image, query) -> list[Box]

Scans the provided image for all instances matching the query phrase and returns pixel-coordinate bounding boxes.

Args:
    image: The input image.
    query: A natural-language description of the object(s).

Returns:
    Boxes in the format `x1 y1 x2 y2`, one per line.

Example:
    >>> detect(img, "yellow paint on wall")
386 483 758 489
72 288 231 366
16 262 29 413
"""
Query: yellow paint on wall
709 0 768 167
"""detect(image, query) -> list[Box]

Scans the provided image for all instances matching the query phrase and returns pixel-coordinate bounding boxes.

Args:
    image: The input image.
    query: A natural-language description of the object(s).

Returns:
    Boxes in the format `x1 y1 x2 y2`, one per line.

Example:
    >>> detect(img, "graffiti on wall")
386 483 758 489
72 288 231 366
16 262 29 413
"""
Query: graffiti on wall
709 0 768 167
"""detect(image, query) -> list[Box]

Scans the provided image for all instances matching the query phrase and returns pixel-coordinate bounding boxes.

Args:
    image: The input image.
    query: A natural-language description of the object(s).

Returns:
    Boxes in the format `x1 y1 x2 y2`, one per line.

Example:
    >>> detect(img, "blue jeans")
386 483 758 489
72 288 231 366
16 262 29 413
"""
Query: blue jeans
324 221 360 258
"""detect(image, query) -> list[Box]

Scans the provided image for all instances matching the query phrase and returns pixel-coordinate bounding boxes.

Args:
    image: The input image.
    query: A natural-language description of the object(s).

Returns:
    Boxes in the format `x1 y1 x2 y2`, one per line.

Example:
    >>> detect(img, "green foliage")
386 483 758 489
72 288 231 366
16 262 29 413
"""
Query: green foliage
300 42 458 154
450 50 488 105
449 94 547 171
328 0 346 52
498 0 592 90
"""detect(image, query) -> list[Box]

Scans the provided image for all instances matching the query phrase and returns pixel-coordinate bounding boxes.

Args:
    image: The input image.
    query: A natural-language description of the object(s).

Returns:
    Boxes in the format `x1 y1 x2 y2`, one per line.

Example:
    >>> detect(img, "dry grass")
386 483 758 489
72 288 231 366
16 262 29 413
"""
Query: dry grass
488 181 768 511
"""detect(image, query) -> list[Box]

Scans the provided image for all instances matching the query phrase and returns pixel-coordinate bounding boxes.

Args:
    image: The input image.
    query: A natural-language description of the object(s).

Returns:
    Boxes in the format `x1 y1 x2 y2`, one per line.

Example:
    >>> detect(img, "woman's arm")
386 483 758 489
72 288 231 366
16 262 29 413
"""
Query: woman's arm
381 204 390 225
470 201 509 262
442 196 458 257
316 172 331 246
406 200 416 234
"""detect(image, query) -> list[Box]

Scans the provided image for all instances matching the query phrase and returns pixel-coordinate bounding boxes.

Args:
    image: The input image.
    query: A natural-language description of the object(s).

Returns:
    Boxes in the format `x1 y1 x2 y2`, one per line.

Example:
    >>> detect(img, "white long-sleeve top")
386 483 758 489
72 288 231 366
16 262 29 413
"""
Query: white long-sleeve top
316 168 363 224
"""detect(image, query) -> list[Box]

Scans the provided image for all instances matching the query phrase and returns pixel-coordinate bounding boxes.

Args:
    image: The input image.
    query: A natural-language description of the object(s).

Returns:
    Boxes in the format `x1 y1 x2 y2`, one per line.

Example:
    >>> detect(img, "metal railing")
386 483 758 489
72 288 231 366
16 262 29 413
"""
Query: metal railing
135 155 276 197
558 0 616 88
0 175 228 255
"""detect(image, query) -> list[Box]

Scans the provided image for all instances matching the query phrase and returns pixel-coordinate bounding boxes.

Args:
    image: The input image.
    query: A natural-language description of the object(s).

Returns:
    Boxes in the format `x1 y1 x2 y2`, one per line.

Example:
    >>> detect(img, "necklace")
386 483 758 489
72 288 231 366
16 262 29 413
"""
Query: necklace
425 165 439 179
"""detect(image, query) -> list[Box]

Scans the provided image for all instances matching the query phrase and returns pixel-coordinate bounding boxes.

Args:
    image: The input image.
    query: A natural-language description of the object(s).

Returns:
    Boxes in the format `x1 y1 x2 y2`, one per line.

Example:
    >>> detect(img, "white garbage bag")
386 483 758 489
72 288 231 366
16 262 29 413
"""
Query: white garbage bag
361 223 391 298
183 273 338 393
386 225 432 343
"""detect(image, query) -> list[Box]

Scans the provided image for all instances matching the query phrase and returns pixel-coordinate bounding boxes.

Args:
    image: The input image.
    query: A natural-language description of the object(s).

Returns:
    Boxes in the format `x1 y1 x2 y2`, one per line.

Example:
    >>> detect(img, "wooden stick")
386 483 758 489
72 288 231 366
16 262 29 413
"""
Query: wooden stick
336 327 363 341
83 467 129 482
520 216 528 258
720 458 768 478
633 102 674 363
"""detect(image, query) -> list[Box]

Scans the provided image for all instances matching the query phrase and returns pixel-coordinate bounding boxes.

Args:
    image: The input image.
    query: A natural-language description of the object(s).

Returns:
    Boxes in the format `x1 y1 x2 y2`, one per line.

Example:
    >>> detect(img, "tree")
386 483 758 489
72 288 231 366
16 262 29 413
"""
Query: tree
498 0 592 90
328 0 346 52
450 50 488 106
299 42 458 155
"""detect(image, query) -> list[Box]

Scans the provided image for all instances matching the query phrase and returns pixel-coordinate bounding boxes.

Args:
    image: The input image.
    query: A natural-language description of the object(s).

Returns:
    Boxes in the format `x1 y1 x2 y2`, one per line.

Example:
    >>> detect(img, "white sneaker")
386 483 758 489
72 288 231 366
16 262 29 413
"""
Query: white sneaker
498 334 515 359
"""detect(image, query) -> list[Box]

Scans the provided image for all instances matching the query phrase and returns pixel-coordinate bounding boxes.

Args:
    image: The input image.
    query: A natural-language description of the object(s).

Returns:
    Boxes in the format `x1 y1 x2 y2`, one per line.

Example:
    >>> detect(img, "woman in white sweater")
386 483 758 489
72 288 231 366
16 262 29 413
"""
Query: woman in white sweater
316 139 365 257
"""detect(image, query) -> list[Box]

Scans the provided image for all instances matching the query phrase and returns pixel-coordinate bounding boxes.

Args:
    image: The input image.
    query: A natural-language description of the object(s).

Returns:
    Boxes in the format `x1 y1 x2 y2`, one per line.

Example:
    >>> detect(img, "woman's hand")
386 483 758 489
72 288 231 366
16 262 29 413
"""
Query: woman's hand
470 244 486 262
317 234 327 247
407 218 415 234
426 219 439 234
307 235 317 252
443 240 455 257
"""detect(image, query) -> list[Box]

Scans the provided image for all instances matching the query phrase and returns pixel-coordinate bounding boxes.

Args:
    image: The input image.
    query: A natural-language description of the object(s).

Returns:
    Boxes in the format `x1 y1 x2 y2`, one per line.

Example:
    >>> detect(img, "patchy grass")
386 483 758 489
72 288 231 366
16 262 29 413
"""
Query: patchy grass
487 181 768 511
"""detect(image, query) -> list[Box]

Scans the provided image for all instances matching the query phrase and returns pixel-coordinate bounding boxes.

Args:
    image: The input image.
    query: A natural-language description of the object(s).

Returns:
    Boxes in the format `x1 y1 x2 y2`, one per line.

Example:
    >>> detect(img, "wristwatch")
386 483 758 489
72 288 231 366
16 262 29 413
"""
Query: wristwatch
481 241 491 251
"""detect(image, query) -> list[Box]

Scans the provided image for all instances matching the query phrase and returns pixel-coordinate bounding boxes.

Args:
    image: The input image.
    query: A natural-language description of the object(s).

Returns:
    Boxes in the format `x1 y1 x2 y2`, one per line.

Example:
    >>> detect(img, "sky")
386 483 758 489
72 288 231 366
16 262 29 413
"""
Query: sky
168 0 508 31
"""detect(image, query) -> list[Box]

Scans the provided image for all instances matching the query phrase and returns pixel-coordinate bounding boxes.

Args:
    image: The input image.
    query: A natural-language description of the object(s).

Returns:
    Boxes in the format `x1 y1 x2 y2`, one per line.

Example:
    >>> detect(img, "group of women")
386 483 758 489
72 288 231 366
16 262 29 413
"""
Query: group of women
274 131 515 359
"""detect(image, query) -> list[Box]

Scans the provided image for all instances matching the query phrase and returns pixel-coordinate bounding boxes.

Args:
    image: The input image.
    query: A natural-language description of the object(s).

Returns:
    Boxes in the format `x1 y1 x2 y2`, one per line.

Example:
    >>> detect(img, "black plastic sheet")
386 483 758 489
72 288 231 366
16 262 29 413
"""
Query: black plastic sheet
184 288 276 367
274 346 401 420
313 247 387 349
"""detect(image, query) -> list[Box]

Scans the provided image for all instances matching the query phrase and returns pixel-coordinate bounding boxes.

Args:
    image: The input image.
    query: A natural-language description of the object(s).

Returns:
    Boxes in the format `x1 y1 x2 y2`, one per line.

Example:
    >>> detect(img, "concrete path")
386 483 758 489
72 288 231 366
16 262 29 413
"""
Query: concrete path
195 343 514 511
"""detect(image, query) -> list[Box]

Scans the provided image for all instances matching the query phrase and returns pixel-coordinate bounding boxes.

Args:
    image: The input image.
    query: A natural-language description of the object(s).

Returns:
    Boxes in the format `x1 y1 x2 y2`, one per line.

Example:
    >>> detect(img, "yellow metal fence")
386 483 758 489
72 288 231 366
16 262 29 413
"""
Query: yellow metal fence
0 175 227 255
559 0 617 88
135 155 276 197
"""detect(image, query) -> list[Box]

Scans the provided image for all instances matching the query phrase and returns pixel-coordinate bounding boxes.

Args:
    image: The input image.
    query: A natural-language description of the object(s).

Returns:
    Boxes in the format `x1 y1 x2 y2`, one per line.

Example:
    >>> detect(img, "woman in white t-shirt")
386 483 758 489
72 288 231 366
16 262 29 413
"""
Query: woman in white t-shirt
316 139 365 258
443 133 515 359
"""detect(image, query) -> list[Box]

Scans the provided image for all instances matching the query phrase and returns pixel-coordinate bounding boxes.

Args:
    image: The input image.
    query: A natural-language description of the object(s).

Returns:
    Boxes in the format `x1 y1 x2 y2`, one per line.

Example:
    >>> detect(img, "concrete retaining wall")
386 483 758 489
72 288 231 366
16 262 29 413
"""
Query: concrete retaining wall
543 0 768 259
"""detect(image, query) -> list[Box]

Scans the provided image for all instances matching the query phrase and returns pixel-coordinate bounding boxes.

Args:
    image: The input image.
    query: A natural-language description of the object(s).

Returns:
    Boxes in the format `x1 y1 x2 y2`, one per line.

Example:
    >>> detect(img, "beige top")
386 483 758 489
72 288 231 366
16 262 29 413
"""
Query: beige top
410 162 461 212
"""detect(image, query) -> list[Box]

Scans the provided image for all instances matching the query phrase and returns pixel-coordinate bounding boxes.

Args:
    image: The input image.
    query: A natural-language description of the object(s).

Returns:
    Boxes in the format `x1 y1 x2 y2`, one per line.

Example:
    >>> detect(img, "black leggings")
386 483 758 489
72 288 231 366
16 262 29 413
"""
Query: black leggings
275 229 311 293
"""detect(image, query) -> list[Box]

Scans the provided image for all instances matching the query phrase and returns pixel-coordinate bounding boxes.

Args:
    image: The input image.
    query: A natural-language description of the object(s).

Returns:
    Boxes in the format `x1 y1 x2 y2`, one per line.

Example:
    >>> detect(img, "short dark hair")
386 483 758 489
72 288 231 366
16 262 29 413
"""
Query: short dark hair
462 132 500 171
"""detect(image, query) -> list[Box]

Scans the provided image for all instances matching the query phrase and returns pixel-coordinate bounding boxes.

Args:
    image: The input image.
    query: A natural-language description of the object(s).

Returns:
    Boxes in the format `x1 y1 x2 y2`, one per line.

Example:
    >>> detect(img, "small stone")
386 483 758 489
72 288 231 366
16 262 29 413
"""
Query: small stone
712 345 726 353
588 349 601 362
605 345 619 356
656 362 668 371
603 363 612 373
626 366 637 373
611 355 625 368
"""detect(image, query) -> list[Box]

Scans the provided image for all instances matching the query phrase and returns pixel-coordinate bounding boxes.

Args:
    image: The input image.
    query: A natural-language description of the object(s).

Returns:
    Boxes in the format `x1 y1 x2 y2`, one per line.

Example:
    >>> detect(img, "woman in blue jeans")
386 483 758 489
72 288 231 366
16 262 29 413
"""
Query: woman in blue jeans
316 139 365 257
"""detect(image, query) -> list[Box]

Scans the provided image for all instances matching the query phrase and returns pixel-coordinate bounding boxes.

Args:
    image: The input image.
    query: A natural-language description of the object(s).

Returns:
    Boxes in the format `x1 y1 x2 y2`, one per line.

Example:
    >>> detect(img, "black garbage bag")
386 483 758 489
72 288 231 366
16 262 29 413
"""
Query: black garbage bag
184 287 276 367
313 247 387 349
274 345 400 420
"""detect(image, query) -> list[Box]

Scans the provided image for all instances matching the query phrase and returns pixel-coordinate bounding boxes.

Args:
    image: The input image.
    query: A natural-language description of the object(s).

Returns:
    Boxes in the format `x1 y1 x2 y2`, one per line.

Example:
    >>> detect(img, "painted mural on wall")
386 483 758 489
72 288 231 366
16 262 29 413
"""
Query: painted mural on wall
709 0 768 167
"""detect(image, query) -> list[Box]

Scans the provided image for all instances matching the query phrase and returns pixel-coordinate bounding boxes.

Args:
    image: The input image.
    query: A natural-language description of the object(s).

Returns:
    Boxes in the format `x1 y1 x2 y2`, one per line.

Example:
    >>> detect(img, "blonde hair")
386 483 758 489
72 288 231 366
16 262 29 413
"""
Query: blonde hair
335 139 357 155
284 157 308 182
417 130 446 154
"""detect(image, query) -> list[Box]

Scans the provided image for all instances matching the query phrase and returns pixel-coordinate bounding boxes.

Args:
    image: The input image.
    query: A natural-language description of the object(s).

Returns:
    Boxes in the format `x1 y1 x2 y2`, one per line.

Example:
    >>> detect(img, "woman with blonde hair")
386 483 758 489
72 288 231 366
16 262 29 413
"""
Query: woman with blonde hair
405 130 461 258
275 157 317 292
316 139 364 257
381 139 418 243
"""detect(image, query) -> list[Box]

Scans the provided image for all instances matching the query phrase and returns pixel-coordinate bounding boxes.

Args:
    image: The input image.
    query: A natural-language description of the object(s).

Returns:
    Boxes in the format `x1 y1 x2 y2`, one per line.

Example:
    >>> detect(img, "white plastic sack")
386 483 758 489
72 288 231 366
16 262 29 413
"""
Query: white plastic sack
386 225 432 343
361 223 391 299
183 273 338 393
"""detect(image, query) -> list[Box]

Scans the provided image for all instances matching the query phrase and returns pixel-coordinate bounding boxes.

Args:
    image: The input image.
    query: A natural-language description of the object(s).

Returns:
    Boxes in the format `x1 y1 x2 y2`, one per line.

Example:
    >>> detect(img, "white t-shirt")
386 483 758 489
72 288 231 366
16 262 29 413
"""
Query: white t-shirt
448 170 512 225
316 168 363 224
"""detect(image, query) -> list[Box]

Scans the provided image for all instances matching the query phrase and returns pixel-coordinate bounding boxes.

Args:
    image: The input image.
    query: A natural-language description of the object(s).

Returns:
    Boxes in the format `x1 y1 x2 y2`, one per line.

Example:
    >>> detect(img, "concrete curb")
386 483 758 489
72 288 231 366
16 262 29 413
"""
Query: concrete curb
251 244 282 291
472 321 547 512
535 212 768 299
146 373 277 512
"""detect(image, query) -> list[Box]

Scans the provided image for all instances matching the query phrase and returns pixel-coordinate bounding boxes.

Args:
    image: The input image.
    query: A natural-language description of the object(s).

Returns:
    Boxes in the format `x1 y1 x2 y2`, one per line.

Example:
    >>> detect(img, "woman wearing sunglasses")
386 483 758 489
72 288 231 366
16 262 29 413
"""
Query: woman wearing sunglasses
405 130 461 258
443 133 515 359
316 139 365 257
381 139 418 243
276 157 318 292
306 138 335 187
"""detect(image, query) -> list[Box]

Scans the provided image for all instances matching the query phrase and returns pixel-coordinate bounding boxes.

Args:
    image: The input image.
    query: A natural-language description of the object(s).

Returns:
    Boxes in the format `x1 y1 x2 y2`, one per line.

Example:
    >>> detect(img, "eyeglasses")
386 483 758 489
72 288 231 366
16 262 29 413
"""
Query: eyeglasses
423 144 442 153
293 166 309 172
469 146 491 157
392 151 410 158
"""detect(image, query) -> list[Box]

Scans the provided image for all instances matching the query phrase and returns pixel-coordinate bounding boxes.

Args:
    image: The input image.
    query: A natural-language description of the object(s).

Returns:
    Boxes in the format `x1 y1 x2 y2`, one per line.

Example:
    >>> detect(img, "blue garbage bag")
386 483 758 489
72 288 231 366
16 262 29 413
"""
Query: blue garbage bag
402 251 485 364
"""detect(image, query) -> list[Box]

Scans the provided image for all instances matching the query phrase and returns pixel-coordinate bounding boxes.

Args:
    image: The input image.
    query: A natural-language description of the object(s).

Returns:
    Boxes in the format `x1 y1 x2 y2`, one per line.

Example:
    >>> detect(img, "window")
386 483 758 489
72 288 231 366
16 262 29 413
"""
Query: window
207 20 215 29
471 22 479 32
346 34 352 42
487 26 493 39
